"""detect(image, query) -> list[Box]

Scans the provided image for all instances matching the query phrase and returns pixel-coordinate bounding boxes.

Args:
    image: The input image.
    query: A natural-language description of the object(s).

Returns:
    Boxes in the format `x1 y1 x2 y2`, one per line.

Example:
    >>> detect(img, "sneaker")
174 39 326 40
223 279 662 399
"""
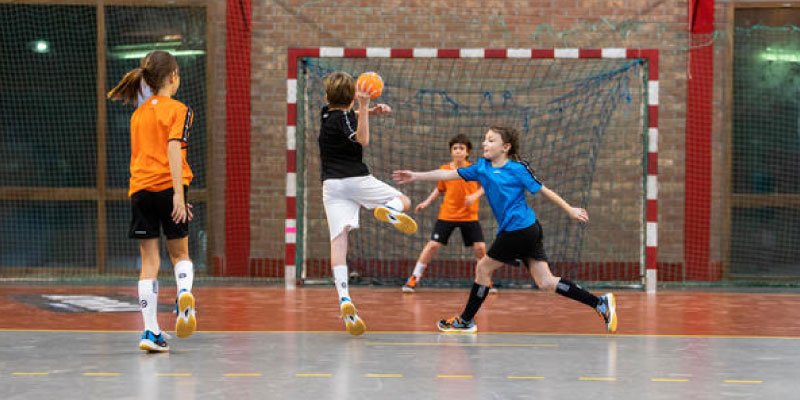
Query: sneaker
488 286 499 295
402 276 418 293
175 289 197 338
139 330 169 352
340 297 366 336
374 207 418 235
596 293 618 333
437 315 477 334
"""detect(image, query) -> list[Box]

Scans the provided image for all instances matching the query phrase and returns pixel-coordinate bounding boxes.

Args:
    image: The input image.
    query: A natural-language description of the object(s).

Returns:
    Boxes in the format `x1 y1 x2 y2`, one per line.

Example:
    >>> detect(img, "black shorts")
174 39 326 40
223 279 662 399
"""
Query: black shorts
431 220 485 247
487 220 548 265
129 186 189 240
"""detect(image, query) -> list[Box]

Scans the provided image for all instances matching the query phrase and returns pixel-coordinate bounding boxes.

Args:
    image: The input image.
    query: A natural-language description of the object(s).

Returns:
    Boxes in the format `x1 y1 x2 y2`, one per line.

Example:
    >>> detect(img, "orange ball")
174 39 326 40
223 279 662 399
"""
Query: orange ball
356 72 384 99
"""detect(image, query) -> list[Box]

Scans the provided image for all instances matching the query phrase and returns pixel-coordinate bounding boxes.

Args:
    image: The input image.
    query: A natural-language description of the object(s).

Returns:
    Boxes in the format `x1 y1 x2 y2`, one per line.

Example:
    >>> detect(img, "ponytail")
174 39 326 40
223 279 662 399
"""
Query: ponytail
107 67 144 105
108 50 178 105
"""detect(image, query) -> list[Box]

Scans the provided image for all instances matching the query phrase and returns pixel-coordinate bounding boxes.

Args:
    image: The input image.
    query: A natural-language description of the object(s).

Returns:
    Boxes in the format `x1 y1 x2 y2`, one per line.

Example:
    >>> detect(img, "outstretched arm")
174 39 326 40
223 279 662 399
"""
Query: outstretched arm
540 186 589 223
415 187 441 212
353 91 371 146
393 169 461 184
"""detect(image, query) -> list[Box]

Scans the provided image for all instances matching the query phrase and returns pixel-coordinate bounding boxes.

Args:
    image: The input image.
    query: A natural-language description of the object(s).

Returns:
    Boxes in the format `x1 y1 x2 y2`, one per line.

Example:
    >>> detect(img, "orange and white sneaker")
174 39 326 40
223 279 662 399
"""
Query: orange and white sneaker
596 293 617 333
175 289 197 338
488 286 499 295
402 276 418 293
340 297 366 336
374 207 418 235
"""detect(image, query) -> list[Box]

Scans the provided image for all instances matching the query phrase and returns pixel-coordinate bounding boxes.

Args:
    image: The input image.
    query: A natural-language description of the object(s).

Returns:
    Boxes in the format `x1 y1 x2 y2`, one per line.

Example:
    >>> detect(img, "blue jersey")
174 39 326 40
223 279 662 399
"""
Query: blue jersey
457 157 542 234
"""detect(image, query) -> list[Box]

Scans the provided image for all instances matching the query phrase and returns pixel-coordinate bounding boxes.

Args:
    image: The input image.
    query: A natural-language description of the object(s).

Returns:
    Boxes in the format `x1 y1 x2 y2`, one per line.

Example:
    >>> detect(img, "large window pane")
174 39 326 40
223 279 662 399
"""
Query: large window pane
733 10 800 194
105 6 207 190
0 201 96 268
0 5 97 187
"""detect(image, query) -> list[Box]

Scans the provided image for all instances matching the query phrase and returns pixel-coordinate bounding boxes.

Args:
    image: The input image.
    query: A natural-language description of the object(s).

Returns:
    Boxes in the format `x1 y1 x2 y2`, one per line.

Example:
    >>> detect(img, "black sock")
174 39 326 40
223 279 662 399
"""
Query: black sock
460 282 489 322
555 279 599 309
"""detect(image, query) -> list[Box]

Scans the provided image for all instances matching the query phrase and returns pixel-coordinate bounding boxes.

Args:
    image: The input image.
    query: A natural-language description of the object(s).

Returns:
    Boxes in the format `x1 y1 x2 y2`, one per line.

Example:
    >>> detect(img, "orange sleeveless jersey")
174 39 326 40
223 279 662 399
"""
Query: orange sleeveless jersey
128 96 193 197
436 162 480 222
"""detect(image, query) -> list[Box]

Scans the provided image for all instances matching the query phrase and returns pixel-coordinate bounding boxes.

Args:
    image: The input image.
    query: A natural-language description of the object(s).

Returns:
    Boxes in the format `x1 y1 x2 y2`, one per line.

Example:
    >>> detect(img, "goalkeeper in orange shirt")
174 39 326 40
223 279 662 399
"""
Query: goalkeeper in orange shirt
403 134 495 294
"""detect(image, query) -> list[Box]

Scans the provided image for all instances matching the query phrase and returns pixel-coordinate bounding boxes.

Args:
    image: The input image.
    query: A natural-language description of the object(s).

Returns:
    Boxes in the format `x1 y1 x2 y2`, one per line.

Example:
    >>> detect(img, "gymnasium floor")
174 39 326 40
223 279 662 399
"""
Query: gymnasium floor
1 285 799 399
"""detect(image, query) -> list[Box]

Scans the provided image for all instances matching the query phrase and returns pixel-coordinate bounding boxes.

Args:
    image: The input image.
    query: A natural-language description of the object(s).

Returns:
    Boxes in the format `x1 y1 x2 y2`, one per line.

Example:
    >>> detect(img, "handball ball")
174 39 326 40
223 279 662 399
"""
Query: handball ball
356 72 384 99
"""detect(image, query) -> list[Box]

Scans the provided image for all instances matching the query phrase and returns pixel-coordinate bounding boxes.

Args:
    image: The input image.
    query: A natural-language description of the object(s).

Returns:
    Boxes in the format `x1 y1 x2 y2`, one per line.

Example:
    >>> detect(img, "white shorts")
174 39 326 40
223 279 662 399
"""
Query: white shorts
323 175 403 240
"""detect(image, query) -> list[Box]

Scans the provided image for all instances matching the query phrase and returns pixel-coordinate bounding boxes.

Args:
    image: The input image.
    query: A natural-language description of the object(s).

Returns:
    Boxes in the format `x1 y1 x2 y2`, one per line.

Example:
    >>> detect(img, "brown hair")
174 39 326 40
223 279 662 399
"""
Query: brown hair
323 71 355 108
107 50 178 104
448 134 473 160
489 125 537 176
488 126 521 161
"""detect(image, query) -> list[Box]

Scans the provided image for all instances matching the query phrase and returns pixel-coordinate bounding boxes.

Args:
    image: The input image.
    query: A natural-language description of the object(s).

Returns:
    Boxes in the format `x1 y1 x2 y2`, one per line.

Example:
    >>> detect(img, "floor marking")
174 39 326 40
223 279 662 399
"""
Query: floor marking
437 375 473 379
12 372 49 376
366 342 558 348
296 373 332 378
83 372 120 377
579 377 617 381
651 378 689 382
157 373 192 377
1 329 799 340
508 375 545 380
224 373 262 377
366 374 403 378
724 379 763 384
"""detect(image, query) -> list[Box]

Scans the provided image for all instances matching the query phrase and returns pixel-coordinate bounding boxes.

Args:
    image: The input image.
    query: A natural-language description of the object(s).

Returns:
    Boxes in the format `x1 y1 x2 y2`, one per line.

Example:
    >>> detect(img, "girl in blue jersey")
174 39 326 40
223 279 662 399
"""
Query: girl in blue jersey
393 126 617 333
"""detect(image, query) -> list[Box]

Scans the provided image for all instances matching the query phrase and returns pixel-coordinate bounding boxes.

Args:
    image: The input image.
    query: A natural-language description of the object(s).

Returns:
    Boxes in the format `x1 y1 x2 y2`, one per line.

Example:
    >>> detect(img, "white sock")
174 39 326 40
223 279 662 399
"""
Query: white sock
412 262 427 279
385 197 404 213
174 260 194 293
138 279 160 334
332 265 351 301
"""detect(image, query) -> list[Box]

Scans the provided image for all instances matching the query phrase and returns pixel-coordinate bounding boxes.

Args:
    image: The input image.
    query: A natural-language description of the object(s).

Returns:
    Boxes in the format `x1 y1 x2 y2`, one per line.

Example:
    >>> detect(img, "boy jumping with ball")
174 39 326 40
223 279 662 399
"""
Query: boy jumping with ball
319 72 417 335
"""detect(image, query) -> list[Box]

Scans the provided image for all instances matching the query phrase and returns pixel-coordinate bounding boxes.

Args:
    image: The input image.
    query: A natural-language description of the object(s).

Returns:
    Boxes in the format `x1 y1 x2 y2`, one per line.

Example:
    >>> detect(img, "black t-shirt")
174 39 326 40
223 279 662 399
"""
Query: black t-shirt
318 106 370 181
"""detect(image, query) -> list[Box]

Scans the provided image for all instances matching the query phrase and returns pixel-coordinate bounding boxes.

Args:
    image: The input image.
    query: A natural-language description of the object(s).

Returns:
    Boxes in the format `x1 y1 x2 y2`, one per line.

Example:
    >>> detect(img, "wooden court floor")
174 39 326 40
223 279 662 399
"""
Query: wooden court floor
1 284 799 336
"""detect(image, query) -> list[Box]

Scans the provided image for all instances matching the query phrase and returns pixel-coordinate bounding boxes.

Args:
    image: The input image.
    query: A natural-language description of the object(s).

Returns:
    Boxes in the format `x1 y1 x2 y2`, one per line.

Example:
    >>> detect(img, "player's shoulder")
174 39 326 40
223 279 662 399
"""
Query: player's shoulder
163 97 189 113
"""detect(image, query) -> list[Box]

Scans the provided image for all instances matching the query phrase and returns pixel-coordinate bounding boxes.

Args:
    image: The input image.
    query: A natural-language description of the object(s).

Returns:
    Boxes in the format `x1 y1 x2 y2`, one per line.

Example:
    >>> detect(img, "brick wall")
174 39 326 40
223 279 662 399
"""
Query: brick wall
211 0 696 270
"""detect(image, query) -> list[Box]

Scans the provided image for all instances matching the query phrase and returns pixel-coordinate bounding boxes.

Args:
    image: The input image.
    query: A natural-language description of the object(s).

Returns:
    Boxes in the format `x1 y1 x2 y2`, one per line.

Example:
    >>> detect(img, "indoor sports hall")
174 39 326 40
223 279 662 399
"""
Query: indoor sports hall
2 1 799 399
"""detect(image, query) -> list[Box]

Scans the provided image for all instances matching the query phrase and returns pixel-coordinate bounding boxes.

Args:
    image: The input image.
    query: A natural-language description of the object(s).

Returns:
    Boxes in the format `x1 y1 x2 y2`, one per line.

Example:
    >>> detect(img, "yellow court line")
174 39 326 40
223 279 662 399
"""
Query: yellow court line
12 372 49 376
1 328 799 340
724 379 763 384
224 373 262 377
437 375 473 379
83 372 121 377
651 378 689 382
579 377 617 381
366 374 403 378
366 341 558 347
508 376 545 380
157 373 192 377
296 373 332 378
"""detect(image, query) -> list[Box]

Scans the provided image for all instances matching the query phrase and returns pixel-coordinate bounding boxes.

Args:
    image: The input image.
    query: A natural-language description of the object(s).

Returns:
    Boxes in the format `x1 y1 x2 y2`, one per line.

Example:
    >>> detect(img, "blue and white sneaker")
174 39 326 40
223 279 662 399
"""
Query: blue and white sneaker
596 293 618 333
175 289 197 338
437 315 477 334
339 297 366 336
139 330 169 352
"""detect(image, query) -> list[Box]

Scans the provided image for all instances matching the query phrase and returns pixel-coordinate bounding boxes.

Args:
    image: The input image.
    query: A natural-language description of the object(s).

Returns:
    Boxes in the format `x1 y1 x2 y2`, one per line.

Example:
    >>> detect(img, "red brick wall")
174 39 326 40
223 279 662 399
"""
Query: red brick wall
211 0 696 271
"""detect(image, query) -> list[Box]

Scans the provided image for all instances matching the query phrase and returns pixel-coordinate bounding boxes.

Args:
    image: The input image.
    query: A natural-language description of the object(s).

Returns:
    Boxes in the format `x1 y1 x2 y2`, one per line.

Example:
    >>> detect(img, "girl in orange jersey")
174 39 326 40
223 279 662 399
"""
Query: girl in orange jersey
402 134 495 293
108 50 197 352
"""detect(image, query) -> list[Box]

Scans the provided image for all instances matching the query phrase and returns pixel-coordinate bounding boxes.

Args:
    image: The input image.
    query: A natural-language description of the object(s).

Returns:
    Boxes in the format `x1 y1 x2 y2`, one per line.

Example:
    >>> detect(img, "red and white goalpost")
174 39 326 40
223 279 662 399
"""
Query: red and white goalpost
285 47 659 292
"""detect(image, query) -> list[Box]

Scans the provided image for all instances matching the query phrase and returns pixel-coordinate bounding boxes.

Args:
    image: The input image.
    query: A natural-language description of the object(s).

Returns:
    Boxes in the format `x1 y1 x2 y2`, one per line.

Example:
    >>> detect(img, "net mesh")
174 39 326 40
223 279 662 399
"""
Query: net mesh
298 57 647 287
728 22 800 278
0 4 207 280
